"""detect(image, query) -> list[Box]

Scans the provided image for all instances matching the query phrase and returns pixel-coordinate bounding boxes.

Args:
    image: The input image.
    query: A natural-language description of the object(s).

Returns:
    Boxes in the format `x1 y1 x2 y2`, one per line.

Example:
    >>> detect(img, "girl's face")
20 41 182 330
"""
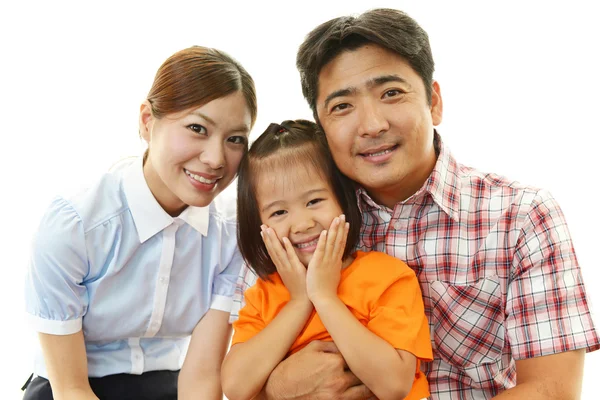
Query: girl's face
256 161 344 267
140 91 252 215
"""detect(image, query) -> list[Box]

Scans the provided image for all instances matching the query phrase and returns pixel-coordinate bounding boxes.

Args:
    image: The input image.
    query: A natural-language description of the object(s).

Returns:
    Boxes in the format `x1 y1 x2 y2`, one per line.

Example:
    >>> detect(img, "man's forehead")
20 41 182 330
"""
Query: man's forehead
316 45 414 97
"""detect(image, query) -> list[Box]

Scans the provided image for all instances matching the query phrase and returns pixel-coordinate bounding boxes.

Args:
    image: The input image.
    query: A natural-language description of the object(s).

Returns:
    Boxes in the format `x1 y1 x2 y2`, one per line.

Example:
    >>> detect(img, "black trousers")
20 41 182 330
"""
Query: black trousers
22 370 179 400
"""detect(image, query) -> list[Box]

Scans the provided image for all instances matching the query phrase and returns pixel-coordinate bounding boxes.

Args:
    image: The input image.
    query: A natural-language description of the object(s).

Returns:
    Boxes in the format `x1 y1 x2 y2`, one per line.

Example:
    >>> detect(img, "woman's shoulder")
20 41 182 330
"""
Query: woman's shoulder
208 189 237 224
44 163 131 234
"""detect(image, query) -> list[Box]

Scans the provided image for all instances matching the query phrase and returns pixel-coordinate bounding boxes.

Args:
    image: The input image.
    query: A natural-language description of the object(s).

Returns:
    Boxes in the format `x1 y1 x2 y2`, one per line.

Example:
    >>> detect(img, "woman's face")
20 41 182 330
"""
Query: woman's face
140 91 252 215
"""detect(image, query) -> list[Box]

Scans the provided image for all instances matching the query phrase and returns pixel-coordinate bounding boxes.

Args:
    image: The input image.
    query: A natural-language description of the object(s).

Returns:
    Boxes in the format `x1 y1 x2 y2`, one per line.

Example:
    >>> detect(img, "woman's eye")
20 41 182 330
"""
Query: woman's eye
187 124 207 134
307 198 324 206
270 210 286 218
228 136 247 145
331 103 351 113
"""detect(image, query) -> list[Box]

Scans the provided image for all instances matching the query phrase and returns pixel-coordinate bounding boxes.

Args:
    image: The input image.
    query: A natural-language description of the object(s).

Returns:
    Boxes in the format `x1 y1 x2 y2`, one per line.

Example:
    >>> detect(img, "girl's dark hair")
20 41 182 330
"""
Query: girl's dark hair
237 119 361 279
147 45 257 125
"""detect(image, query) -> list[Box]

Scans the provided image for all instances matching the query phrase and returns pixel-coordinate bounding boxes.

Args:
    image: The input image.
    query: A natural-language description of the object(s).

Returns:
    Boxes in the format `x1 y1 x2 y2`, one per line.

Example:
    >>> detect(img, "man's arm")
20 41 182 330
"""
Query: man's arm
259 340 371 400
492 350 585 399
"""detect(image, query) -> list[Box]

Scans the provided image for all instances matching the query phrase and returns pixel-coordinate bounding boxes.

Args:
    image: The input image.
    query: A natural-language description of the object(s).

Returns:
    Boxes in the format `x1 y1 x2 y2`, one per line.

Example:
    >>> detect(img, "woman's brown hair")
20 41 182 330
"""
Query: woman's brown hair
237 119 361 280
147 46 257 125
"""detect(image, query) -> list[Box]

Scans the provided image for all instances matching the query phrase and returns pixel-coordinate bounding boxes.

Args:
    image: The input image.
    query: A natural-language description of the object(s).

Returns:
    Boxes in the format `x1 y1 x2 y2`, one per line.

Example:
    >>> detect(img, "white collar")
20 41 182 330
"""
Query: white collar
122 158 209 243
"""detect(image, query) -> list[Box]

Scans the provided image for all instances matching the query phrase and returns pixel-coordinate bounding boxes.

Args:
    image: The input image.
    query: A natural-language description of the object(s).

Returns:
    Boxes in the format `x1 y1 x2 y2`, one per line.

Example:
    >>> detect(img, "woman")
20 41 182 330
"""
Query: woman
23 45 257 400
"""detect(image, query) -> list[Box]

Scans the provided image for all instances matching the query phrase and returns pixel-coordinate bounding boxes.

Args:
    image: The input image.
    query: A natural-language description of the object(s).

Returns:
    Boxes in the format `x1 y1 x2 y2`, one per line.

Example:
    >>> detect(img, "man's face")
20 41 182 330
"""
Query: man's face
316 44 443 208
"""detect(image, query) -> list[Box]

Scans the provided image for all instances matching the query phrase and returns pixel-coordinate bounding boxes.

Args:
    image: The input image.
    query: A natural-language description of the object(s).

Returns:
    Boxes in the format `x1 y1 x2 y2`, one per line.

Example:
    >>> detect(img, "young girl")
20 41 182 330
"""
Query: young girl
23 46 256 400
222 120 432 400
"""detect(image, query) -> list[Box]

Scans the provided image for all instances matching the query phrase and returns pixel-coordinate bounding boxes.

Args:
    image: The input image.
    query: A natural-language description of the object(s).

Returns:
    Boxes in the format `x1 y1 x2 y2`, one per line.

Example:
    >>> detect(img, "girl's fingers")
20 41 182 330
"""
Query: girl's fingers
311 230 328 266
262 227 289 270
331 215 346 257
325 217 340 253
282 237 304 269
338 222 350 258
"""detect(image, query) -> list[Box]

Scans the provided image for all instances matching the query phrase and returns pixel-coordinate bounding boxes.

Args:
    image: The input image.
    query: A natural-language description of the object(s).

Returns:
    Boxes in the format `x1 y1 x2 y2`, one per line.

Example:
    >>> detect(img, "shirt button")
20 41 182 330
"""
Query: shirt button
393 221 402 230
159 276 168 284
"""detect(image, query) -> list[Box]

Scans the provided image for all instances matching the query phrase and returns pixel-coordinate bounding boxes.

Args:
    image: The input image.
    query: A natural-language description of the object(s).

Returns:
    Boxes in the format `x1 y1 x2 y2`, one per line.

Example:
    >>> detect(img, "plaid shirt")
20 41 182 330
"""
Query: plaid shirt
231 133 600 399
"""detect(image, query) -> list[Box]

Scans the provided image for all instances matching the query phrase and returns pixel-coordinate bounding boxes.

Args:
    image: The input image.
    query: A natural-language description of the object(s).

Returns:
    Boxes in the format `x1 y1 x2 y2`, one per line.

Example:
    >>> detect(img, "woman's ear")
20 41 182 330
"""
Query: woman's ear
139 101 154 143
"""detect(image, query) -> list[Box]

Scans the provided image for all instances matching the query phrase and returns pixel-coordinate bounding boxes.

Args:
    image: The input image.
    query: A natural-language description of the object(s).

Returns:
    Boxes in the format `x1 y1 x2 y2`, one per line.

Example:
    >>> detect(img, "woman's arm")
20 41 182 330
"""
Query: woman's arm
38 331 99 400
178 309 232 400
311 297 415 400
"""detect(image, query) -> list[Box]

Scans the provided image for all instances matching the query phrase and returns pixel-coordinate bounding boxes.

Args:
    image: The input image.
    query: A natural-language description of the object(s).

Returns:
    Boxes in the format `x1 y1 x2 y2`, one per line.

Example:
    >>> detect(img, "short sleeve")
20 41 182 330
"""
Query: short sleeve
367 266 433 362
230 281 266 346
210 223 244 313
506 190 600 359
229 263 259 323
25 197 90 335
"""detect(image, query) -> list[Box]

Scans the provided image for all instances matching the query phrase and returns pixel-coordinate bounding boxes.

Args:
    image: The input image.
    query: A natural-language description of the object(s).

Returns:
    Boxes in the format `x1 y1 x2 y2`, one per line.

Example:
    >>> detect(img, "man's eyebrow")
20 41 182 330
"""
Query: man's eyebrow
367 74 408 88
323 87 357 111
322 75 409 110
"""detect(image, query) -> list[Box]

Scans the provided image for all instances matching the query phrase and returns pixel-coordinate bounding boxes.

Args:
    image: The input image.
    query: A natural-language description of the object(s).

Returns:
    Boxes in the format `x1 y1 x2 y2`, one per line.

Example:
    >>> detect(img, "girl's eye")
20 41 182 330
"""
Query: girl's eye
382 89 402 99
228 136 247 145
270 210 286 218
331 103 351 113
187 124 207 135
307 198 324 206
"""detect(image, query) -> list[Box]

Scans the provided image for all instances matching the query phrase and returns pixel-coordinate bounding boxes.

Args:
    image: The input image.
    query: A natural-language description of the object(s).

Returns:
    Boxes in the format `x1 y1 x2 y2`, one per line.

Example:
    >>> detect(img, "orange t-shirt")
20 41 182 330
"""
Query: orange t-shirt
232 251 433 400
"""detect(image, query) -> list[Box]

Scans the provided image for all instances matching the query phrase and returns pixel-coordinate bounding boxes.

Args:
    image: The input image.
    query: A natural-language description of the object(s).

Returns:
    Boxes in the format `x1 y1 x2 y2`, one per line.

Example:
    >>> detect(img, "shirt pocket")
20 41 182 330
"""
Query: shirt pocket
428 275 505 381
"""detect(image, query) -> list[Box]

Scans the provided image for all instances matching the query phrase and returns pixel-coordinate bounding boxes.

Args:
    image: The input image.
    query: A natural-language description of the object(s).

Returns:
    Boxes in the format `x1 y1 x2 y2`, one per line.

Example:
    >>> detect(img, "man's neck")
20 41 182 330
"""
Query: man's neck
368 136 440 209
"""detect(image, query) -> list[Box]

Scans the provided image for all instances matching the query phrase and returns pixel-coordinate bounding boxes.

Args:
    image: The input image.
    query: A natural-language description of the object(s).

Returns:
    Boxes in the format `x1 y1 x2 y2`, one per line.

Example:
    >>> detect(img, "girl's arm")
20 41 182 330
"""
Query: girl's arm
306 215 415 400
178 309 232 400
221 226 313 400
222 298 313 400
311 298 415 400
39 331 99 400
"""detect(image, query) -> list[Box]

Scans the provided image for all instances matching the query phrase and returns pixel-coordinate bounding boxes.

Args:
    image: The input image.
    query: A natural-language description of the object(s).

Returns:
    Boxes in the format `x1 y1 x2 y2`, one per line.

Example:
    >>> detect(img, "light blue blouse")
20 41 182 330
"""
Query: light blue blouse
24 158 241 378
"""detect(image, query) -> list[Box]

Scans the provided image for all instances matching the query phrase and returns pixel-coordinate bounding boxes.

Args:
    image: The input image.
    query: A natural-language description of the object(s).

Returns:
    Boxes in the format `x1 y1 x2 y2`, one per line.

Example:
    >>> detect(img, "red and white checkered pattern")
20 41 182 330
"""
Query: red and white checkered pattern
232 133 599 399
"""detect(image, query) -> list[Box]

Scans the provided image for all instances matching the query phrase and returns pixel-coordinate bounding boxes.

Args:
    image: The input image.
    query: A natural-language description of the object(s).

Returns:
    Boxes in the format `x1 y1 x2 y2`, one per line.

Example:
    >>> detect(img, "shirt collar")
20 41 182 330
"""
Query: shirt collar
357 131 461 222
122 157 210 243
421 132 461 222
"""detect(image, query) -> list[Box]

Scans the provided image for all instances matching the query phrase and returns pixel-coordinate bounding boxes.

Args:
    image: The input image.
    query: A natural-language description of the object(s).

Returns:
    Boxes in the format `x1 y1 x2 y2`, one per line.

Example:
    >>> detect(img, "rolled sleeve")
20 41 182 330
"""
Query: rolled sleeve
229 263 258 323
211 232 244 313
506 190 600 359
24 197 90 335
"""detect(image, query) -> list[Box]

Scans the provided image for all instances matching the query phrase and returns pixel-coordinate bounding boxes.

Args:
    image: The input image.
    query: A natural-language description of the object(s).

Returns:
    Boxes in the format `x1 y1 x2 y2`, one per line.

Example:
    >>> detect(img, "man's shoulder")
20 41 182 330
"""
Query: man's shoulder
455 162 548 214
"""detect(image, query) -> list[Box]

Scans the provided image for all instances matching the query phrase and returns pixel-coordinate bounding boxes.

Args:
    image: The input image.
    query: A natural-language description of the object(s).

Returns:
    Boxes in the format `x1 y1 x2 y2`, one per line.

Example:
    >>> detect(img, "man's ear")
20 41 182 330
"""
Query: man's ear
139 101 154 143
430 81 443 126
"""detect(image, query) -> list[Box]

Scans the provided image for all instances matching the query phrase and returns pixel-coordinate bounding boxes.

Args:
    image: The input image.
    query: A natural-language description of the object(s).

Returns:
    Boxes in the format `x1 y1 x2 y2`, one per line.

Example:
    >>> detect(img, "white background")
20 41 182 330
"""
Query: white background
1 0 599 398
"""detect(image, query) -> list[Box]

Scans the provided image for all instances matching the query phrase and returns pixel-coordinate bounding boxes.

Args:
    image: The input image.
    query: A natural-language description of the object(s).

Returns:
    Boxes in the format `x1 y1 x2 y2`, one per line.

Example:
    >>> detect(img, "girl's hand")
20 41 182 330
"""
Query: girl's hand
261 225 309 302
306 214 349 303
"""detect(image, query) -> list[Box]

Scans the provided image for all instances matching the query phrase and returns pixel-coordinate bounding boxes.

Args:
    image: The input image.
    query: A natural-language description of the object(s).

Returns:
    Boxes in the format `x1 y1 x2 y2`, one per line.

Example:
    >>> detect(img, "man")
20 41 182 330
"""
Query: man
232 8 599 399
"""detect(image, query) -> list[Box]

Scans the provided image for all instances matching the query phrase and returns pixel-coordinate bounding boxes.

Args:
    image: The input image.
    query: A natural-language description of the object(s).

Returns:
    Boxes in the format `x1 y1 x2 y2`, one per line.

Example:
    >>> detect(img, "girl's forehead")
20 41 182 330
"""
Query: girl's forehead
254 161 326 200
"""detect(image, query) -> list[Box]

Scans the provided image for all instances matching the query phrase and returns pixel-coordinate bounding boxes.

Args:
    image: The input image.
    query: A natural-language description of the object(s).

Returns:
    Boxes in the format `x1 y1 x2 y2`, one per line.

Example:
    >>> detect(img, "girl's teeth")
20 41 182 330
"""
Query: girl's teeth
185 169 217 184
297 238 319 249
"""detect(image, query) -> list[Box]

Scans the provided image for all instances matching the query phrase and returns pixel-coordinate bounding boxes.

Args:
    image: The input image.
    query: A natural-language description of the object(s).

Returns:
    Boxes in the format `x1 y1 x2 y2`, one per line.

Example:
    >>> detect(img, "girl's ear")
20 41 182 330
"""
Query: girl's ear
139 101 154 143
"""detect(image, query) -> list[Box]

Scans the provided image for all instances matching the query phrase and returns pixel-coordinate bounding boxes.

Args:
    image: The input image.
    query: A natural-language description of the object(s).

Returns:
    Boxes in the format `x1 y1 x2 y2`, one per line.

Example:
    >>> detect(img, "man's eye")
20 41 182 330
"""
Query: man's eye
188 124 207 134
382 89 402 98
331 103 350 113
